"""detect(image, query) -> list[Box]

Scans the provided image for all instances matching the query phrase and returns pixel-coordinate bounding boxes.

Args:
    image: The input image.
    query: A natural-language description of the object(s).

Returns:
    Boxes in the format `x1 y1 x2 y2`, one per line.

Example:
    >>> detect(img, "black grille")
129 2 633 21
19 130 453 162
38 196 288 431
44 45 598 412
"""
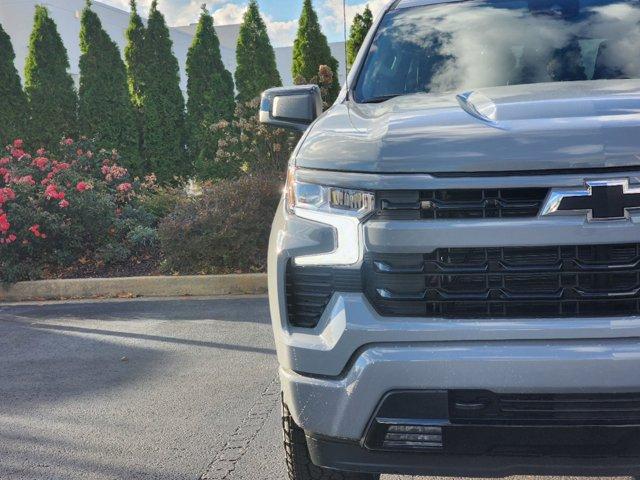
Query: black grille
450 390 640 425
286 263 361 328
364 243 640 318
376 188 549 220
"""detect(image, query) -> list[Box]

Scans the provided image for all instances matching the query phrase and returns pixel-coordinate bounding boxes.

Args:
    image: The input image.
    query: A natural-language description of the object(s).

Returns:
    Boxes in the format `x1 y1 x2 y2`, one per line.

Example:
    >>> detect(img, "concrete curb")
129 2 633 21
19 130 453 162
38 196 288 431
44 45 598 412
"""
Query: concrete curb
0 274 268 302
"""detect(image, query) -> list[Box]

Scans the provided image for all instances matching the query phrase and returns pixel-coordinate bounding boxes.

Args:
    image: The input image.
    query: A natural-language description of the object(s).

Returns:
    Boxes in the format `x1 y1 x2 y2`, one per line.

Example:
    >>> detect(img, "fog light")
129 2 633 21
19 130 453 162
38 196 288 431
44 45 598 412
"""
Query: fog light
382 424 443 450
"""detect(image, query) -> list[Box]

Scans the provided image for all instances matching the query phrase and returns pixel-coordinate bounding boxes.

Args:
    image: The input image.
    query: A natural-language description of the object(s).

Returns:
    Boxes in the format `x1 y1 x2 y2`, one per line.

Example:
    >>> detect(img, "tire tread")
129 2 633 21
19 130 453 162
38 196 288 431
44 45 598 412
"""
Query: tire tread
282 402 379 480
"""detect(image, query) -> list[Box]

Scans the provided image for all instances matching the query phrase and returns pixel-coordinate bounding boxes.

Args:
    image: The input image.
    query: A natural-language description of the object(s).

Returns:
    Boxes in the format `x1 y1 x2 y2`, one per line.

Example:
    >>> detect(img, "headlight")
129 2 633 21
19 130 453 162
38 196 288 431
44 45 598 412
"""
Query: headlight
286 167 375 218
286 168 375 266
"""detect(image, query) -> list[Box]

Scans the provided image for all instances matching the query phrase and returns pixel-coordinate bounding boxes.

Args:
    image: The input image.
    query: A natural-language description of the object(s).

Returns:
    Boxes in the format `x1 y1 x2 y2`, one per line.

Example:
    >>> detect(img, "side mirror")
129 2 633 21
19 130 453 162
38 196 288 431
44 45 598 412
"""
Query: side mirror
259 85 323 132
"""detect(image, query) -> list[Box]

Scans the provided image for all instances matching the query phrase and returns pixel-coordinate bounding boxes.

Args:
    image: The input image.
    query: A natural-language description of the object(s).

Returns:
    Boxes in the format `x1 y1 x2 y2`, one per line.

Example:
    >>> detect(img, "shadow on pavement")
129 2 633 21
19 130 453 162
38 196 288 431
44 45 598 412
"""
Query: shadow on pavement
0 320 166 412
28 322 276 355
0 296 271 324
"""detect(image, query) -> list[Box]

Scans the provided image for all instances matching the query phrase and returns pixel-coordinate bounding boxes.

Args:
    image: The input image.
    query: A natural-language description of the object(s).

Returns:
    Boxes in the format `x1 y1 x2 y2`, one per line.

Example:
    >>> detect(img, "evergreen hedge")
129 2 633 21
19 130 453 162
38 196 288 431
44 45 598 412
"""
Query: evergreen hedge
0 23 28 147
139 0 186 183
235 0 282 103
24 5 77 150
347 5 373 69
292 0 340 104
125 0 146 109
79 1 140 173
186 6 235 179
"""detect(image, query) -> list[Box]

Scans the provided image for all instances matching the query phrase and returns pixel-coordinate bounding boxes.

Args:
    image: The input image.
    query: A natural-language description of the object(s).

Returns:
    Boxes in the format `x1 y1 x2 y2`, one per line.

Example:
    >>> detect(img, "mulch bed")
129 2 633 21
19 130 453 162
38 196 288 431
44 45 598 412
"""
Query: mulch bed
43 255 162 280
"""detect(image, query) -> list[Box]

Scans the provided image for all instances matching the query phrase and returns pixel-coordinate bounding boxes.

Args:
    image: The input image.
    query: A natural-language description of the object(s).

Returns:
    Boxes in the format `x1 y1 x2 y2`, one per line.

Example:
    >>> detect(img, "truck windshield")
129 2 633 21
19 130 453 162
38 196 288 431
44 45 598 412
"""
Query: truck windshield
354 0 640 103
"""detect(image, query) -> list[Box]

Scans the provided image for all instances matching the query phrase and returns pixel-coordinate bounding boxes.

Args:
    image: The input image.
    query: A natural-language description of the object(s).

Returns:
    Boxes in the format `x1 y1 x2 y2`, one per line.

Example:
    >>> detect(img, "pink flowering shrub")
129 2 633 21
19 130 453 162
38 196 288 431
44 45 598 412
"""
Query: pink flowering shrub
0 138 158 283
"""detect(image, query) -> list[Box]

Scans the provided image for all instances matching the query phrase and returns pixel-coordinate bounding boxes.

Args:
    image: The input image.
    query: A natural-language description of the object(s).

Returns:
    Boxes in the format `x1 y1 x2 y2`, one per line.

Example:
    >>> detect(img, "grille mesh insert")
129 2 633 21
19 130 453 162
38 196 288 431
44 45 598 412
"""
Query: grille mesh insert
376 188 549 220
365 244 640 318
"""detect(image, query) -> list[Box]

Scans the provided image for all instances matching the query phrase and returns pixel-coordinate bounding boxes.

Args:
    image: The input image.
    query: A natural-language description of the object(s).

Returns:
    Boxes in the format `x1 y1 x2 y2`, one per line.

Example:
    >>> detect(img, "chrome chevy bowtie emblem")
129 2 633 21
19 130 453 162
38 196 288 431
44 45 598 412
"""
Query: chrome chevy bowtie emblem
540 179 640 221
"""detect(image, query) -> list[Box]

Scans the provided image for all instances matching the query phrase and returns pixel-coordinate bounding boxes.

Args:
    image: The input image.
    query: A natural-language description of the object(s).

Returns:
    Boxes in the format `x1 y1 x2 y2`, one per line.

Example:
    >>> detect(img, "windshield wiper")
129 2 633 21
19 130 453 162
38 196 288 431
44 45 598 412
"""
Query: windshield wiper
361 94 401 104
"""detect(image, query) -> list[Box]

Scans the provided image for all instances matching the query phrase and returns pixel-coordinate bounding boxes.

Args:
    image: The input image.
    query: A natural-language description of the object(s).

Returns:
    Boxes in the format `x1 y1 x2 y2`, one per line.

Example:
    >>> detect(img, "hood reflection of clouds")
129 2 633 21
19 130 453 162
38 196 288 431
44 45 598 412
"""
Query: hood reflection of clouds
360 0 640 99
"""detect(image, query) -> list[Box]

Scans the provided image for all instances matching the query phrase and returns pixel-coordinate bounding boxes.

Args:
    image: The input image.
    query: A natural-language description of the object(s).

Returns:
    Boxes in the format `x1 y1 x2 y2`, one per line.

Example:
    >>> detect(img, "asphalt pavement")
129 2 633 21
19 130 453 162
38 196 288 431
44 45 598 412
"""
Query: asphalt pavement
0 296 630 480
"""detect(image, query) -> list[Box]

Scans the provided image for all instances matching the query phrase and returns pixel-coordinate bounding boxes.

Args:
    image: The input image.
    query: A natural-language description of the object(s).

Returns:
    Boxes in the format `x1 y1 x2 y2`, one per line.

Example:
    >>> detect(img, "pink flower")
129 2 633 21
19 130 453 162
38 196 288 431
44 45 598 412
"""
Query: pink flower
32 156 49 171
116 182 133 193
63 138 74 146
29 224 45 238
52 162 70 173
0 188 16 205
0 157 10 166
76 181 92 192
59 199 69 208
10 147 25 159
14 175 35 186
102 164 128 181
0 214 9 233
45 184 65 200
36 148 46 156
12 139 23 149
0 233 18 245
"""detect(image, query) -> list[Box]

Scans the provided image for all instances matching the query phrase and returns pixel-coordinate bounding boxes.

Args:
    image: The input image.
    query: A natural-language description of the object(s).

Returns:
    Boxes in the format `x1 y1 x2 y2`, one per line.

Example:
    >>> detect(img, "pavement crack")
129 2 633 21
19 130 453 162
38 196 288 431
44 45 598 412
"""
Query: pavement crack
199 375 280 480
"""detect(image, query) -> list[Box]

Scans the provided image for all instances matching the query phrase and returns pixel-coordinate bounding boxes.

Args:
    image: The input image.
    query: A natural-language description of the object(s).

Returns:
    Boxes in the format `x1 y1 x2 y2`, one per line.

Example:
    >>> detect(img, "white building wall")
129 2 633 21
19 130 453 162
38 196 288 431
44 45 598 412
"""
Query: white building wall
0 0 346 93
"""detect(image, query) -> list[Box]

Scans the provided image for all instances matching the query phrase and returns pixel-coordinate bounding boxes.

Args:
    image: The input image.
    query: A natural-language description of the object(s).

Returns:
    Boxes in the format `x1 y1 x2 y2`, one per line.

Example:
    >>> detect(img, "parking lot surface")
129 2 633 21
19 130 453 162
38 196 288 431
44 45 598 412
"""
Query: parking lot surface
0 296 630 480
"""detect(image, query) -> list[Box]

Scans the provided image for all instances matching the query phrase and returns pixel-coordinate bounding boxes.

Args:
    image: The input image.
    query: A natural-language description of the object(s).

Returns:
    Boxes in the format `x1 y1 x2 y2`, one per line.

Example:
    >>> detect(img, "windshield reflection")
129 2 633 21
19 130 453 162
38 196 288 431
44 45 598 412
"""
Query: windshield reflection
355 0 640 102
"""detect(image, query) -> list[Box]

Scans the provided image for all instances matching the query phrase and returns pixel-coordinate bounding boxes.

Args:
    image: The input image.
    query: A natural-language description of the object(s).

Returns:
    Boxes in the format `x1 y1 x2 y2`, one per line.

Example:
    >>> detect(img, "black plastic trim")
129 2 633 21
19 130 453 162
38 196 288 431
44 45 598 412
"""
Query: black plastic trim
306 434 640 477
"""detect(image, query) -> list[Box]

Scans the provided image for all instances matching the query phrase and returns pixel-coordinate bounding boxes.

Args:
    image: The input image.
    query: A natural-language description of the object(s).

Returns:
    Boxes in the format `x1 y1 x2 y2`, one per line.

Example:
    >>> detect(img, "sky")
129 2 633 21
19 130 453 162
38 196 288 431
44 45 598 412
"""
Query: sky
100 0 389 46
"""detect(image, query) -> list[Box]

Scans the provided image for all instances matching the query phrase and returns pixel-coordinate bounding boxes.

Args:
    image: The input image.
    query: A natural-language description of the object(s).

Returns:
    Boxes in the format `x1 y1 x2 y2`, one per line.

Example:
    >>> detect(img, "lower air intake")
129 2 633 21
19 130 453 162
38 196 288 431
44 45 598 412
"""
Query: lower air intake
285 262 361 328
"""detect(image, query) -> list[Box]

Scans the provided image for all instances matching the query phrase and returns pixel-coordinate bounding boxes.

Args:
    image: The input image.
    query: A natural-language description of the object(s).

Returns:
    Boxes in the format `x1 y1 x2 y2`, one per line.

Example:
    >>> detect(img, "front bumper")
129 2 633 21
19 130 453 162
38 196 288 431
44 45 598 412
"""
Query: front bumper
281 338 640 441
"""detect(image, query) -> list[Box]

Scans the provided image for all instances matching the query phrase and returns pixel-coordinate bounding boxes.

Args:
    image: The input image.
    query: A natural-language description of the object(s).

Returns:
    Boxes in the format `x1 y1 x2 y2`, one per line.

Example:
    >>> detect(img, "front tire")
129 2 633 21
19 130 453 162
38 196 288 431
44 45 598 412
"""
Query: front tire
283 402 380 480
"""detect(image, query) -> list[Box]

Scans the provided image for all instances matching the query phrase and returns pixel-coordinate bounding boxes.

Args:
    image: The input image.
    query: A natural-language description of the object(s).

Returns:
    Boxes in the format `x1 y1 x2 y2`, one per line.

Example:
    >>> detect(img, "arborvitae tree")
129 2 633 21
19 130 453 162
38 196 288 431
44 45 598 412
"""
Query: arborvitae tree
79 1 140 172
125 0 146 108
235 0 282 103
346 5 373 69
24 5 77 150
292 0 340 104
0 23 28 147
187 5 235 179
141 0 186 182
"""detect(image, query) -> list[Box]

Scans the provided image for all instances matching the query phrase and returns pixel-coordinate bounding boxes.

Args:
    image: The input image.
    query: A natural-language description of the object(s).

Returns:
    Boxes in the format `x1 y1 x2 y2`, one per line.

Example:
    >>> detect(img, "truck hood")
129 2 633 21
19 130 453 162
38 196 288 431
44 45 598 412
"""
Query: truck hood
295 80 640 174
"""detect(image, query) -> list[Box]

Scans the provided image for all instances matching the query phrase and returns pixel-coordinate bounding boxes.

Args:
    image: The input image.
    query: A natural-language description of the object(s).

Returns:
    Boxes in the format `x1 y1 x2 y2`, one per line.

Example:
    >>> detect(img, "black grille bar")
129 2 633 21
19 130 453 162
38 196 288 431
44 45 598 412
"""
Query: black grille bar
365 244 640 318
376 188 549 220
450 390 640 425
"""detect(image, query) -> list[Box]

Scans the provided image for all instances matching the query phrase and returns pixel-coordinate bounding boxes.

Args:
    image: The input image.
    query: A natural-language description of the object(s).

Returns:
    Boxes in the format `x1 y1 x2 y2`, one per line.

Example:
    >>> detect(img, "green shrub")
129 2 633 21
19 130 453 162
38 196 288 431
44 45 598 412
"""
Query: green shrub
158 175 282 275
138 181 183 219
